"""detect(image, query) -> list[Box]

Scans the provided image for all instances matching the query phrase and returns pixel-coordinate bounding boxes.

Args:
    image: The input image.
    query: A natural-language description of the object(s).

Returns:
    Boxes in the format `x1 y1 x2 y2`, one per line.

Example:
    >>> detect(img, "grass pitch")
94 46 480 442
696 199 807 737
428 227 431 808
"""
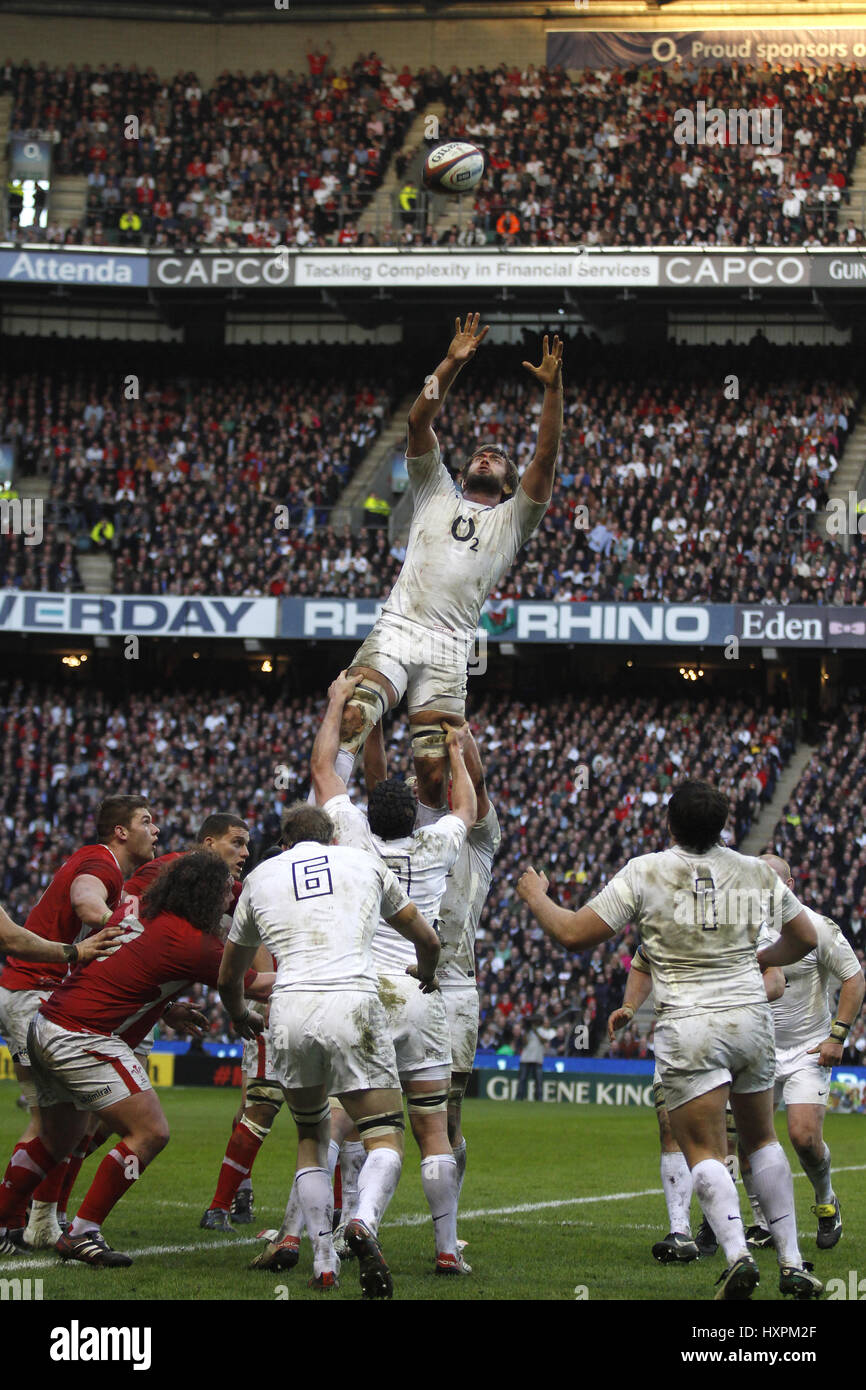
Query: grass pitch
1 1084 863 1302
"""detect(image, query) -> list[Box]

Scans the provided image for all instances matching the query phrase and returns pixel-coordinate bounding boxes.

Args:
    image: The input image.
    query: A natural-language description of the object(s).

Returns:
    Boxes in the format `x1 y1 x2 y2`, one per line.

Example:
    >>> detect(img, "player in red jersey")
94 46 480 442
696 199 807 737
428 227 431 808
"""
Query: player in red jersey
0 852 274 1267
52 813 253 1235
0 794 158 1250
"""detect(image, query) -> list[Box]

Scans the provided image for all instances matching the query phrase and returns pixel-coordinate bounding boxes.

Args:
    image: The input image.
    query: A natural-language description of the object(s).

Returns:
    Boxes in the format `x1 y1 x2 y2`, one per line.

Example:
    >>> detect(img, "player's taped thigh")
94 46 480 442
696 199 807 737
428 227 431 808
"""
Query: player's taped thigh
341 681 389 754
407 1088 449 1116
652 1078 667 1112
240 1113 273 1143
448 1075 469 1107
289 1100 331 1129
246 1077 284 1111
355 1110 406 1141
410 723 448 760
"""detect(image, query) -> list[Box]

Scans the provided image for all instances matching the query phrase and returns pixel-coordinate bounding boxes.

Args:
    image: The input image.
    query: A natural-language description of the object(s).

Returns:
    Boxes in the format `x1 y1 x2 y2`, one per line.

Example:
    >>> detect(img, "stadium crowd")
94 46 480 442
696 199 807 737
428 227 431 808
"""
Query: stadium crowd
4 677 845 1060
6 56 866 250
3 341 860 606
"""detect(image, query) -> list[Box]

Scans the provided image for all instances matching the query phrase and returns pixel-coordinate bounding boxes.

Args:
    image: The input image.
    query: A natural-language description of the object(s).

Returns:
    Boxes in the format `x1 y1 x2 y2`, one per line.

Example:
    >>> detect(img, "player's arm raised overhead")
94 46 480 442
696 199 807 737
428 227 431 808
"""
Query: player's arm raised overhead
461 724 490 822
407 311 489 457
0 901 124 964
363 713 388 794
516 865 613 950
443 722 477 831
310 669 362 804
519 334 564 504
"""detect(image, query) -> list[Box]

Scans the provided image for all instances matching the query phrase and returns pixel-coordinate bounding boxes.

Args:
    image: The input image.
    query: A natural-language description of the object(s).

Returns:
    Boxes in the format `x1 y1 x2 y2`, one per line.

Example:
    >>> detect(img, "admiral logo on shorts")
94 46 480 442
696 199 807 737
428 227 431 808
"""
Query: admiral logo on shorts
79 1084 113 1104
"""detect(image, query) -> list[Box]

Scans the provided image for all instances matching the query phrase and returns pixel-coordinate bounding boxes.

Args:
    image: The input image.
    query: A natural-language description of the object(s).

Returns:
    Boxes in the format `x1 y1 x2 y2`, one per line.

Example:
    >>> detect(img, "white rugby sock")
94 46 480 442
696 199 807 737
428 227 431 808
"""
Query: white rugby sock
420 1152 459 1258
327 1139 340 1180
798 1141 833 1207
660 1151 693 1236
354 1147 402 1236
742 1167 769 1228
295 1166 336 1276
748 1141 802 1267
452 1138 467 1199
339 1140 367 1223
279 1177 304 1241
691 1159 748 1265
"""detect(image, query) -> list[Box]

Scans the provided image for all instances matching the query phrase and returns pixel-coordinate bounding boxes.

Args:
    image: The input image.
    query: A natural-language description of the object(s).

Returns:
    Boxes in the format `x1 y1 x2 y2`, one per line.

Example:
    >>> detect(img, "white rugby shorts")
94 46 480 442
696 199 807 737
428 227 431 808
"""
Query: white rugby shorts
28 1012 152 1111
653 1002 775 1112
269 990 399 1094
774 1042 832 1109
441 986 479 1075
376 972 452 1082
352 611 470 716
0 985 54 1066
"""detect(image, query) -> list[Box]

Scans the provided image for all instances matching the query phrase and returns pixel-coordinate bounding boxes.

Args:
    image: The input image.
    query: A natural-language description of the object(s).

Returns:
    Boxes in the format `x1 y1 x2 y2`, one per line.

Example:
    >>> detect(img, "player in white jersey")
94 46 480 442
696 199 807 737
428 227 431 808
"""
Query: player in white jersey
415 725 500 1213
739 854 864 1251
332 313 563 811
608 936 785 1266
219 800 440 1299
518 779 823 1301
310 671 478 1276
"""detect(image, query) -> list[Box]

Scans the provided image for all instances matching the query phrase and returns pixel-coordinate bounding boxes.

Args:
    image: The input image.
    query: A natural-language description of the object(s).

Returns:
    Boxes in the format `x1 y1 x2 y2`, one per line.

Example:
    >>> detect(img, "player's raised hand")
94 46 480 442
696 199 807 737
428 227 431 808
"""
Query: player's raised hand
517 866 550 904
523 334 564 389
328 669 362 705
447 312 489 364
443 719 470 754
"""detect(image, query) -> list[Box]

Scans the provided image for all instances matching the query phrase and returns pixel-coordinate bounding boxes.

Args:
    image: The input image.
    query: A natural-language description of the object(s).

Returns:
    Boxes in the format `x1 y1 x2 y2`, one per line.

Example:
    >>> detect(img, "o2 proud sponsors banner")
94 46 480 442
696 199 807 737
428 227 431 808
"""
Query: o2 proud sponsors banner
294 251 659 289
547 28 866 72
0 248 148 286
0 592 278 638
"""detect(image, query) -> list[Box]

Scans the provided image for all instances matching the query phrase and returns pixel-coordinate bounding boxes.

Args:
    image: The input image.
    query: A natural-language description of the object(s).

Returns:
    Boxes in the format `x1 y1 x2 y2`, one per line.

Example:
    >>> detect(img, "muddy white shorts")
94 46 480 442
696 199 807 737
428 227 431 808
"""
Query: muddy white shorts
376 973 451 1082
269 989 399 1094
0 985 53 1066
352 611 472 716
774 1043 832 1109
653 1003 775 1112
28 1012 152 1111
441 987 479 1075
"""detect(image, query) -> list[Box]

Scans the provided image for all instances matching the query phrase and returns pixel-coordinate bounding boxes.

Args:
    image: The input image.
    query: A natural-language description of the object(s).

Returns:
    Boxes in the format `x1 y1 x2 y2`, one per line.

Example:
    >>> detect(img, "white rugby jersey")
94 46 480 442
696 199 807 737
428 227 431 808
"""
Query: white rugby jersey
588 844 805 1018
767 907 862 1053
383 444 548 634
438 804 501 988
323 792 465 974
229 838 408 995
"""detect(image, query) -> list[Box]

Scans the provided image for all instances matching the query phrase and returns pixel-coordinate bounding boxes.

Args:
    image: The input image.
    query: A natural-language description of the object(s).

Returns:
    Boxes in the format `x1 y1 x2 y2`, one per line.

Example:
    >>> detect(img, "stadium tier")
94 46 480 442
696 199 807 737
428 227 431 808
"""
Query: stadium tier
6 58 866 251
2 339 862 604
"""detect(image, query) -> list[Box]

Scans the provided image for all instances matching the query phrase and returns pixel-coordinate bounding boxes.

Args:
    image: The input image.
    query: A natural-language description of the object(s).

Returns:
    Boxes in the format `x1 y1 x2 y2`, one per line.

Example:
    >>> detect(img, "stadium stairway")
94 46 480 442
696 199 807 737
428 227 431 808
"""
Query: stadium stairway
357 101 445 242
48 174 87 231
77 551 113 593
331 387 418 532
737 741 819 857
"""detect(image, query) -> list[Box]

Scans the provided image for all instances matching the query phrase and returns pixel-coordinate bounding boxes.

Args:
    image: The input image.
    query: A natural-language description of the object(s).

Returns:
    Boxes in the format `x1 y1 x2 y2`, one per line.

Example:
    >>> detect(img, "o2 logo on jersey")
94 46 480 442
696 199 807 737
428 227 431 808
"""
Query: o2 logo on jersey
451 516 479 550
292 855 333 900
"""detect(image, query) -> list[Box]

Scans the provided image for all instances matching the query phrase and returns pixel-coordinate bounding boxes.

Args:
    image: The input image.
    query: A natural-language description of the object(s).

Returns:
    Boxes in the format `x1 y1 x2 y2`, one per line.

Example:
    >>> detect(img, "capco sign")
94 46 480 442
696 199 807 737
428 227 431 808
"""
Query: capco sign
661 254 807 287
150 254 292 288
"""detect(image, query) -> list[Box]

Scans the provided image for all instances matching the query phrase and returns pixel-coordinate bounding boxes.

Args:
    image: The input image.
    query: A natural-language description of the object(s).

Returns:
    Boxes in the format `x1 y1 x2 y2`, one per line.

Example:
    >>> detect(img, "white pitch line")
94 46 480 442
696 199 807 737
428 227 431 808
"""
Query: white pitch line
5 1162 864 1270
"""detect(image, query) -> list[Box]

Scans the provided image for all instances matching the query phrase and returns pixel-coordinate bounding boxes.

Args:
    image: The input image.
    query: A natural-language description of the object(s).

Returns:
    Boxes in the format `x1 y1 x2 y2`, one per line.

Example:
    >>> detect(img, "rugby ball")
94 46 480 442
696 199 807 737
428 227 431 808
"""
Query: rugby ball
422 142 485 195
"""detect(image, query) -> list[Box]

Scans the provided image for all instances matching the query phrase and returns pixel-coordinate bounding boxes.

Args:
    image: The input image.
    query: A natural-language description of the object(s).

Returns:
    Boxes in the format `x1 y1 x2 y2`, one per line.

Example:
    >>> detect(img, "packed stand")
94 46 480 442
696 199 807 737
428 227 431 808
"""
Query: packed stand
767 702 866 960
0 680 803 1054
435 60 866 248
4 52 431 250
0 348 400 597
1 339 863 605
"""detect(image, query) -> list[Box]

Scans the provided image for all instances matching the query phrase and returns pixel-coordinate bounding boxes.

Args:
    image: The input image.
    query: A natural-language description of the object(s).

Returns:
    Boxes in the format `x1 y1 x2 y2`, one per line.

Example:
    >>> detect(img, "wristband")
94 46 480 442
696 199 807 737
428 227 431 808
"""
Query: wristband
100 911 111 927
621 1004 635 1020
830 1019 850 1042
62 942 79 965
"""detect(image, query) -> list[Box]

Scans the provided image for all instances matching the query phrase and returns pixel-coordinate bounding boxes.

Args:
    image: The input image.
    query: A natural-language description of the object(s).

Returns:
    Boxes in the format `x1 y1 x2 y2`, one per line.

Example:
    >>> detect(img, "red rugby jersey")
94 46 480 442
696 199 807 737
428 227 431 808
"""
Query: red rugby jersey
40 909 257 1050
124 854 243 915
0 844 124 993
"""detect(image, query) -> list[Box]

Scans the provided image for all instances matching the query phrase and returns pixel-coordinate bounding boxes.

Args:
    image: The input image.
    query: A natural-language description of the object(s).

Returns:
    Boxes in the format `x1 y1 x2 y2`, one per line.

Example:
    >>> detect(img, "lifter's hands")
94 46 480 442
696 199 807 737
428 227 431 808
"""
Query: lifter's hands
523 334 564 390
447 312 489 364
328 669 361 706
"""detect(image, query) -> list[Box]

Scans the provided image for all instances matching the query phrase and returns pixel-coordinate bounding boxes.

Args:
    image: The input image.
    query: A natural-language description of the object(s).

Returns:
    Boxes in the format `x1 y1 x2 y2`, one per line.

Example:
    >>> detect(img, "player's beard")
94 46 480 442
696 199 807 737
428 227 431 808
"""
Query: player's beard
463 465 503 500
